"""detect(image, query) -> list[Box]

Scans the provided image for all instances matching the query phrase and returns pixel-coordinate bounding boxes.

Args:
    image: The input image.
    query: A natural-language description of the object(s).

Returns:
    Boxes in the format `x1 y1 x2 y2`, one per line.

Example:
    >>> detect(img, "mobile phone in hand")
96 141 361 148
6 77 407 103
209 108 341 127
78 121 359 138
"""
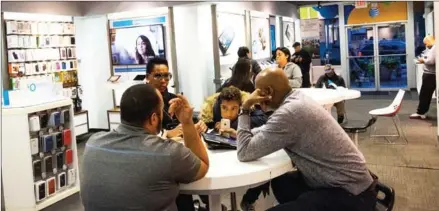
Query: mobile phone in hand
221 119 230 130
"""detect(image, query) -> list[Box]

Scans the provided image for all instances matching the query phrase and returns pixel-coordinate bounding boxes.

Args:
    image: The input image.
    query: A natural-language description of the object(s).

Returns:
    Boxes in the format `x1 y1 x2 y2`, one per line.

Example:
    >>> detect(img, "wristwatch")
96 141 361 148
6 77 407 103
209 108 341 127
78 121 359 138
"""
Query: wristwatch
239 108 251 116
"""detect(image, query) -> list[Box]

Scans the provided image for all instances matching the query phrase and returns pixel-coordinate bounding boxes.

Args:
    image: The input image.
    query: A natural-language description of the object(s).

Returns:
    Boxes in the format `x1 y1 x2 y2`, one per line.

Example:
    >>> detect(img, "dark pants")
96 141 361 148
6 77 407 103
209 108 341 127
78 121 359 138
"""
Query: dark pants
417 73 436 115
301 71 311 88
199 182 270 207
268 172 377 211
176 194 195 211
242 182 271 204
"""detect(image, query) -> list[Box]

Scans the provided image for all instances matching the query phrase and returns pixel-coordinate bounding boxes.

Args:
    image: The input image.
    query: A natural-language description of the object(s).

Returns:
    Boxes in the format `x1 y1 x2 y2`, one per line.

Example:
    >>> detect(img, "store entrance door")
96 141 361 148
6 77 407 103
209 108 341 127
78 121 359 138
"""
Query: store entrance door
346 23 407 90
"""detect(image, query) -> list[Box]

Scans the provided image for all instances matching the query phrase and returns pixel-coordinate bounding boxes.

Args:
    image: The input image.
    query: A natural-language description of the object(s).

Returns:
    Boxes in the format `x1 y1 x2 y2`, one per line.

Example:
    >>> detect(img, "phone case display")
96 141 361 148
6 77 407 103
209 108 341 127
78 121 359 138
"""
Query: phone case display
250 16 271 60
5 20 78 91
2 100 80 210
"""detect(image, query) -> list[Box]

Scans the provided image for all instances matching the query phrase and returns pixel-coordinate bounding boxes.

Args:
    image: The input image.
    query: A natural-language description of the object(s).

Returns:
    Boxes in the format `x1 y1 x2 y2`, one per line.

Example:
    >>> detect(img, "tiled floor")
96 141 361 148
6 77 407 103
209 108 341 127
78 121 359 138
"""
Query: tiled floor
41 91 439 211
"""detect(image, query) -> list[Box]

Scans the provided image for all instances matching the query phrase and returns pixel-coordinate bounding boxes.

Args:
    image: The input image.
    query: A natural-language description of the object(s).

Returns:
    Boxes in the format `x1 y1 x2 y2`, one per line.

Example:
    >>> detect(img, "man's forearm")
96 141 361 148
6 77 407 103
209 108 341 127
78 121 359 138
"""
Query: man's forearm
182 121 209 165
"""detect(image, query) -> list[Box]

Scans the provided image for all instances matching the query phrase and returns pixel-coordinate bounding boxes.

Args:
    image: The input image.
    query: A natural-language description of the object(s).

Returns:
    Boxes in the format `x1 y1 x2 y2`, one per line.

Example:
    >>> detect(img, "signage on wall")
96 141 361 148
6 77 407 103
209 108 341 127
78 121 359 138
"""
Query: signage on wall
355 1 368 9
110 16 166 29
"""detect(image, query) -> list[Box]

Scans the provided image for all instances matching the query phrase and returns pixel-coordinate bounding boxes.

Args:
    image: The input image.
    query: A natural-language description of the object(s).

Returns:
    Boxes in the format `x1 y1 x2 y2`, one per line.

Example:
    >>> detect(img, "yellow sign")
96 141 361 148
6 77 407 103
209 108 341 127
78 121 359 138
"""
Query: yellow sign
346 2 407 25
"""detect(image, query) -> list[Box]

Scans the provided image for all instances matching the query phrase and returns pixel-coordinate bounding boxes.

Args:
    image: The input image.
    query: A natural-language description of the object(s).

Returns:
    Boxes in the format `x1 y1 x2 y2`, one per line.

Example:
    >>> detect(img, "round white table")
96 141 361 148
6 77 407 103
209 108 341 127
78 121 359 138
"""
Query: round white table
180 150 293 211
179 88 361 211
299 88 361 111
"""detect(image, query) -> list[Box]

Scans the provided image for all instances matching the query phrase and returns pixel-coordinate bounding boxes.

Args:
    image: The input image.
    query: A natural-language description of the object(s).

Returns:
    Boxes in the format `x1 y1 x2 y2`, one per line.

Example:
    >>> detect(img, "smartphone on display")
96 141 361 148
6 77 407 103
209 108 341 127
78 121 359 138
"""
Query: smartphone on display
33 160 42 178
133 75 146 81
218 27 235 56
220 119 230 130
285 24 292 42
107 75 121 83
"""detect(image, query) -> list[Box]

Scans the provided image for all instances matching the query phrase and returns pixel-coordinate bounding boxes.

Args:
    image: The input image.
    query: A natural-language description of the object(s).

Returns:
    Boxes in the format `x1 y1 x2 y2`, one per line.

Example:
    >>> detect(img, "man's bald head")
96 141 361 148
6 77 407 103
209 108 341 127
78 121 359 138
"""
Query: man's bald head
424 35 435 48
255 68 292 110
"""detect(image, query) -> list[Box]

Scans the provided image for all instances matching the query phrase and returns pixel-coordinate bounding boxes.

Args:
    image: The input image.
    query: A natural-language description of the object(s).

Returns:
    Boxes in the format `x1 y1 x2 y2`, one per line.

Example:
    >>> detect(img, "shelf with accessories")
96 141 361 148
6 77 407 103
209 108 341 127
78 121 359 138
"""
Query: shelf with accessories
2 99 80 211
4 19 80 99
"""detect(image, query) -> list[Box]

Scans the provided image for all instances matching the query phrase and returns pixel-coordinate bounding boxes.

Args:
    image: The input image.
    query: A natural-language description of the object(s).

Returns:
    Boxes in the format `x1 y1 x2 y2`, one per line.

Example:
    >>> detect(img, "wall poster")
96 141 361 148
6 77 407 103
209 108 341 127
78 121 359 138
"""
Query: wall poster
217 12 246 66
282 21 295 53
251 17 270 60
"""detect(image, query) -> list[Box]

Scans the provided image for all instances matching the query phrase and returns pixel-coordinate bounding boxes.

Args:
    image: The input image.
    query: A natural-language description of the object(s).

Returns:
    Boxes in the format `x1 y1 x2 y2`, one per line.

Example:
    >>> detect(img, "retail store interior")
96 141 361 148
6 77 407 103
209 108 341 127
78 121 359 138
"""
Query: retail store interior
1 1 439 211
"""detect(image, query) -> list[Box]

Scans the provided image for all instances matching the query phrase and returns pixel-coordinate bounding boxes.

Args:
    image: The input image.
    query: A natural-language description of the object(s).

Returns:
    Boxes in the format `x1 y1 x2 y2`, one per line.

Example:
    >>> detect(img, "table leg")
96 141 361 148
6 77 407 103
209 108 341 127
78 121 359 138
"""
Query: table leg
230 192 238 211
208 194 222 211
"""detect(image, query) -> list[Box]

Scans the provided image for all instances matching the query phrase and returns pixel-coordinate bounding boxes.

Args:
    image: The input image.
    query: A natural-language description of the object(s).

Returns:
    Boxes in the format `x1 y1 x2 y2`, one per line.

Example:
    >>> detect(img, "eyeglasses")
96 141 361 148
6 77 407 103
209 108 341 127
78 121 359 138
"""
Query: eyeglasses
152 73 172 81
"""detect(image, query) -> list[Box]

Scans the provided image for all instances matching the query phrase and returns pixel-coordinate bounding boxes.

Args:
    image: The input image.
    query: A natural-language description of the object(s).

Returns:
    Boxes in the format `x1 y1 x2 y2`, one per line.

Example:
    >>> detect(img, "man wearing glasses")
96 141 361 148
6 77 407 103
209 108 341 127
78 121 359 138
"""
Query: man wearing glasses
146 58 207 138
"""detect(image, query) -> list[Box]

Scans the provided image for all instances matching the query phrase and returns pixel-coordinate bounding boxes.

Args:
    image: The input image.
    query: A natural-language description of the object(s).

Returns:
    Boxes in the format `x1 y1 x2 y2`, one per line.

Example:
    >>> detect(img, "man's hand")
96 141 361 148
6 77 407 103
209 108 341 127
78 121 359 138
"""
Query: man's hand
418 57 425 64
195 121 207 133
166 125 183 138
242 89 271 110
169 94 194 125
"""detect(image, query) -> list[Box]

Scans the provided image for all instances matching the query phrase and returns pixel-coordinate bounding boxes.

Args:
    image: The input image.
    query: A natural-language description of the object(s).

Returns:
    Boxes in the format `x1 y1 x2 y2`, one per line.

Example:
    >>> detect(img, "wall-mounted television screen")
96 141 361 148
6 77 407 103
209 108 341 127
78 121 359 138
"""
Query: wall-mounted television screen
110 24 166 65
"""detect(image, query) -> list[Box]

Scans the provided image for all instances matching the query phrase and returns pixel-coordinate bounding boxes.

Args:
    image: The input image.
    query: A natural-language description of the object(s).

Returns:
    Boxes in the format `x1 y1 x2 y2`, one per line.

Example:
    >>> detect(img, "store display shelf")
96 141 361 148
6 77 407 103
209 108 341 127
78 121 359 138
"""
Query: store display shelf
35 186 80 210
8 46 76 49
16 70 77 77
2 99 80 211
6 33 75 36
9 58 77 63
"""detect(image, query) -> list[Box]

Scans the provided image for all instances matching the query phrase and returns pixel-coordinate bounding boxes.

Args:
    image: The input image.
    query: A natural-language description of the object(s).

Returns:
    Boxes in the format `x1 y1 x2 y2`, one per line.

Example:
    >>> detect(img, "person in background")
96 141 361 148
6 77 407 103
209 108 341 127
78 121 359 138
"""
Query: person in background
275 47 302 88
219 58 255 93
411 35 436 120
237 68 377 211
292 42 312 88
233 46 262 83
315 64 346 124
146 58 207 137
80 84 209 211
198 86 270 211
135 35 156 64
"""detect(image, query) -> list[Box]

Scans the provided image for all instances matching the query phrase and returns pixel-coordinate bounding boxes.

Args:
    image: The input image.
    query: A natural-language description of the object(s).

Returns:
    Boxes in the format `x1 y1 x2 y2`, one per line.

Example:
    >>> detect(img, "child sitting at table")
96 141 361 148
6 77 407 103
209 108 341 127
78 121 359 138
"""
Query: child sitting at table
198 86 270 210
199 86 267 137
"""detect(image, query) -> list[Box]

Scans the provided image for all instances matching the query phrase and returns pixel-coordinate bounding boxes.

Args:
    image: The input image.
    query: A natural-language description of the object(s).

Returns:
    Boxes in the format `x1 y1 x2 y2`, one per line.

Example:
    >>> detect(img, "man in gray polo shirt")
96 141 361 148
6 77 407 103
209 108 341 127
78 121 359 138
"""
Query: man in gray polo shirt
237 68 377 211
80 84 209 211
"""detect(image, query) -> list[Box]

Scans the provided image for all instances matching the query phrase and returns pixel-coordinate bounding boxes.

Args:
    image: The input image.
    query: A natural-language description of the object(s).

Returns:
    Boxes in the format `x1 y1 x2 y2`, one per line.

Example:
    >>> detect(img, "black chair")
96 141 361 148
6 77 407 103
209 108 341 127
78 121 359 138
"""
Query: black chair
375 181 395 211
341 117 377 146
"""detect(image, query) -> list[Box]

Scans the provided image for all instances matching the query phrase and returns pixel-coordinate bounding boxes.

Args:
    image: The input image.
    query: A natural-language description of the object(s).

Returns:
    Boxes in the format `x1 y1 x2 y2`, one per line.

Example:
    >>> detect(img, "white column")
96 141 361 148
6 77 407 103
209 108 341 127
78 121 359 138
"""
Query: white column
74 15 114 129
406 2 416 89
338 3 348 85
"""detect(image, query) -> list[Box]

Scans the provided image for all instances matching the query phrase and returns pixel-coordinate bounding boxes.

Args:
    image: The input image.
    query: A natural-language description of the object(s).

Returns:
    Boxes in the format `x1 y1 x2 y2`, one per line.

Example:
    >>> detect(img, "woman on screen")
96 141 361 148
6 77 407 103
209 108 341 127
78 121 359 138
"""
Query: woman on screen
135 35 156 64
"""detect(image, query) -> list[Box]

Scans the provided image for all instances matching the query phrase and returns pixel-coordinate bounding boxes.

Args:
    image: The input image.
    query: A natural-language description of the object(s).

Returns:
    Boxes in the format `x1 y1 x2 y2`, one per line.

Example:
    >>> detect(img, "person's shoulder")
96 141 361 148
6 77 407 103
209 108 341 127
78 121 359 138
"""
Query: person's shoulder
86 131 115 146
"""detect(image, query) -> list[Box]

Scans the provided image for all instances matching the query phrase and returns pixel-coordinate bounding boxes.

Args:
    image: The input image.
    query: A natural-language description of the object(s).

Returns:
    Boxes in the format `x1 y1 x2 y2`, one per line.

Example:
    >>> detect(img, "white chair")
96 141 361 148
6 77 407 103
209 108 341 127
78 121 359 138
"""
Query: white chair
368 89 407 144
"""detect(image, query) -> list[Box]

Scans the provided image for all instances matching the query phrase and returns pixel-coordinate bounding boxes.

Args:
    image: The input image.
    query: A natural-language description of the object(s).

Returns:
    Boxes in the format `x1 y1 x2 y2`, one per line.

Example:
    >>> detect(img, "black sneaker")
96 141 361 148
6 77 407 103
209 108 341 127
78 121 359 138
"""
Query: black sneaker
337 115 344 124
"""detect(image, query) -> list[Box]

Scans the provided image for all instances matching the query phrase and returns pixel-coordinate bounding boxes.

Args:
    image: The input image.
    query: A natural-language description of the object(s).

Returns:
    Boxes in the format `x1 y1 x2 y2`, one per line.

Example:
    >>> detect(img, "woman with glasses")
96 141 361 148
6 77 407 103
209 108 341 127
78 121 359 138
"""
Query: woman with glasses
146 58 207 139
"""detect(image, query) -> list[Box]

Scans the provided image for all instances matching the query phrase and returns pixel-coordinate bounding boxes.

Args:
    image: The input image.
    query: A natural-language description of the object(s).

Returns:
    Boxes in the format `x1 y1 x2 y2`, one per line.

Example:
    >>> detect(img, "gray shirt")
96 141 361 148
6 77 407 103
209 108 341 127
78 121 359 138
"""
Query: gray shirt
80 124 201 211
282 62 303 88
423 45 436 74
237 90 373 195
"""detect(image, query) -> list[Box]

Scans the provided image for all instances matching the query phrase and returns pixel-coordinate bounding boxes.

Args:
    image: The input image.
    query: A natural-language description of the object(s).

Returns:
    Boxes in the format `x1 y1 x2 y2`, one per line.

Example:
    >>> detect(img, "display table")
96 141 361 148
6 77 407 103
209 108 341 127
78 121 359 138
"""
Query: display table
74 110 89 136
180 150 293 211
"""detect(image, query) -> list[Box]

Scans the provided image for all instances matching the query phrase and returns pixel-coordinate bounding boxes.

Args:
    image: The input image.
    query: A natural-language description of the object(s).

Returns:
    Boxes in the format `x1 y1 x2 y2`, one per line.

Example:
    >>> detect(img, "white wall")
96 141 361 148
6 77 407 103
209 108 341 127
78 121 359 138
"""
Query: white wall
173 4 216 111
74 15 114 129
1 1 83 16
